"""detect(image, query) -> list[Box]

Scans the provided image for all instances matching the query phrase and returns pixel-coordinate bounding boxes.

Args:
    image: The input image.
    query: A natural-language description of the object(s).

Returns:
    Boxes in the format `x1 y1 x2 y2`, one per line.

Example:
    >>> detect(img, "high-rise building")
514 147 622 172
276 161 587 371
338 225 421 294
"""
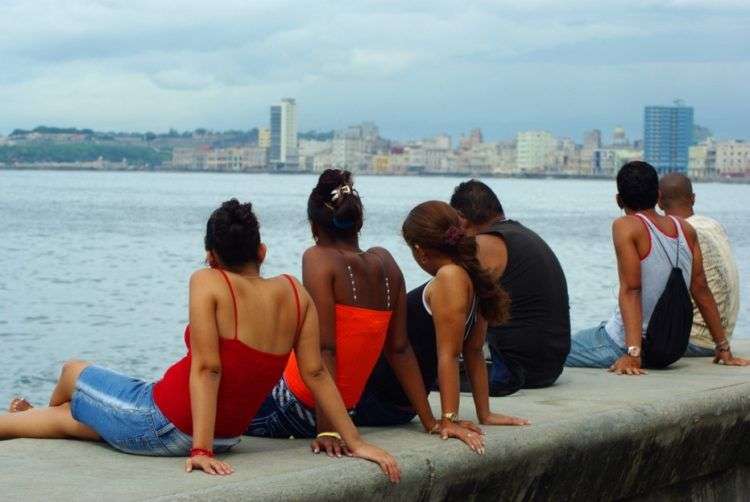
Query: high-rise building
269 98 298 167
643 101 694 173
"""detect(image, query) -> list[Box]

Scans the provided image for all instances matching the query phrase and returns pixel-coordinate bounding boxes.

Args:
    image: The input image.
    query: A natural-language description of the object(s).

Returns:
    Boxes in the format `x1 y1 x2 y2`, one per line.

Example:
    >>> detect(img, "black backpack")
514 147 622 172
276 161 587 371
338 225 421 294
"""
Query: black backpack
642 226 693 369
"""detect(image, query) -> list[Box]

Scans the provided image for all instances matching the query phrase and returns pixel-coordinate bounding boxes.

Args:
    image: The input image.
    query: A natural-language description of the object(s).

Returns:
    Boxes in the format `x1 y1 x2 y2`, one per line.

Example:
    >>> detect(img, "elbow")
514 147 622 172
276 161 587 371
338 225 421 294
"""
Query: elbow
301 364 328 387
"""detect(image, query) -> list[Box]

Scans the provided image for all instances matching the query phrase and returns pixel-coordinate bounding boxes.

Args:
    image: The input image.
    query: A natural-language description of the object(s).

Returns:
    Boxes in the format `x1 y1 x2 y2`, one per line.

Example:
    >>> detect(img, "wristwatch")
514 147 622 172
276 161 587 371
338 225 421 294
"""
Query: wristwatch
627 346 641 358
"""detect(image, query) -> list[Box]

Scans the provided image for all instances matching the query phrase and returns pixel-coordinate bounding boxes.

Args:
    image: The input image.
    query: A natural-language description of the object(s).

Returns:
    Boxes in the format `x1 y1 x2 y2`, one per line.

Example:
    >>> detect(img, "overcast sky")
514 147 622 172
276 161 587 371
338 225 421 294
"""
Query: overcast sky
1 0 748 141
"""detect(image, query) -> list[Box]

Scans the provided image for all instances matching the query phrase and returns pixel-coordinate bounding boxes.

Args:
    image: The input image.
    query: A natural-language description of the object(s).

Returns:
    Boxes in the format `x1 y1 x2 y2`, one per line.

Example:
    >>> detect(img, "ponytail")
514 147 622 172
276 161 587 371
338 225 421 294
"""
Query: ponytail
402 200 510 325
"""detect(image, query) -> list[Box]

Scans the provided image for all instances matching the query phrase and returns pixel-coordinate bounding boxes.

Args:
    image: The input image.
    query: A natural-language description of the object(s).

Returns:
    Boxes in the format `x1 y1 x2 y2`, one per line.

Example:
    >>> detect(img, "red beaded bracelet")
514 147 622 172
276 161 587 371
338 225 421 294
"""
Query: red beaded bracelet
190 448 214 458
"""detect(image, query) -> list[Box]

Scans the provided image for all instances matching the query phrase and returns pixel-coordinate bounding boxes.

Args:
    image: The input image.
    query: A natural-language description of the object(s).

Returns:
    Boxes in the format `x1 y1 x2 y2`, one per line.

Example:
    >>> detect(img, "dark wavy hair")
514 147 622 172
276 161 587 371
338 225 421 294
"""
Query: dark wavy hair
308 169 364 239
204 199 261 267
402 201 510 325
617 161 659 211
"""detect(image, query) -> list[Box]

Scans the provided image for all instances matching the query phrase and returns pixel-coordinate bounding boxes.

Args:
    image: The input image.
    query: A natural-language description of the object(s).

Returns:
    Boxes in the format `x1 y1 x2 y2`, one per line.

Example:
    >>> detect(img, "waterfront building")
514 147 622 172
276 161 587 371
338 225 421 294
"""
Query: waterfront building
269 98 298 169
258 127 271 149
612 126 629 147
715 140 750 177
299 139 331 172
591 146 643 176
584 129 602 150
643 101 694 173
171 146 267 172
688 141 715 180
516 130 556 172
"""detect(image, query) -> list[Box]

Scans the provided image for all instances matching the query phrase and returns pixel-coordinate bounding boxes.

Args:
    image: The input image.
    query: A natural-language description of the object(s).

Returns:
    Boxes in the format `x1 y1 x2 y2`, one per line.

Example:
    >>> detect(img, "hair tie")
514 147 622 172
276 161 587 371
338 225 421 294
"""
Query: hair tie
330 184 352 202
444 225 465 246
333 216 355 229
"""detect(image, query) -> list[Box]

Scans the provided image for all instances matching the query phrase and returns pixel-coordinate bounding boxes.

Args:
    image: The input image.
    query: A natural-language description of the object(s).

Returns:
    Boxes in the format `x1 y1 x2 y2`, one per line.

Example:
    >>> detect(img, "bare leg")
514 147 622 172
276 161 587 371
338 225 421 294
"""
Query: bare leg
0 402 99 441
49 360 91 407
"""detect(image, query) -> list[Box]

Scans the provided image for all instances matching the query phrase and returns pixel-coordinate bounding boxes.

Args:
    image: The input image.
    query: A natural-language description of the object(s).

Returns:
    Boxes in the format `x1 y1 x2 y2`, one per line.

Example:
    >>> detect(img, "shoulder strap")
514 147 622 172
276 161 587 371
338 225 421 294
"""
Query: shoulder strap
667 216 682 267
215 268 239 340
636 213 676 268
282 274 302 341
368 250 392 310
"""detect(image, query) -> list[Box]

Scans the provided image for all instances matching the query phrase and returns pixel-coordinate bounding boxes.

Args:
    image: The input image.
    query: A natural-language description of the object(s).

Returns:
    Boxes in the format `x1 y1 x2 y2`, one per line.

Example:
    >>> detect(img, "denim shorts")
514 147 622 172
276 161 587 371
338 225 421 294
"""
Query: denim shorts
245 378 318 439
71 365 240 456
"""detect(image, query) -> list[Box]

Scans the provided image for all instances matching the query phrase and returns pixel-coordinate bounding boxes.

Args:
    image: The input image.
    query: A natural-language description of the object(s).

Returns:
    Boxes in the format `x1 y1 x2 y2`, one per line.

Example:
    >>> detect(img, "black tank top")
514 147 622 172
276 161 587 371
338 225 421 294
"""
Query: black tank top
363 281 477 407
483 220 571 386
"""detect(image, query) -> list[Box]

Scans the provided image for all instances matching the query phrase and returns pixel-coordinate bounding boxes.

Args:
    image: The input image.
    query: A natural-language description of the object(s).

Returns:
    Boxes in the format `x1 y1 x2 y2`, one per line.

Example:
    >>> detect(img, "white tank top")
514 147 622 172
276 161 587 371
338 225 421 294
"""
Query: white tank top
605 213 693 347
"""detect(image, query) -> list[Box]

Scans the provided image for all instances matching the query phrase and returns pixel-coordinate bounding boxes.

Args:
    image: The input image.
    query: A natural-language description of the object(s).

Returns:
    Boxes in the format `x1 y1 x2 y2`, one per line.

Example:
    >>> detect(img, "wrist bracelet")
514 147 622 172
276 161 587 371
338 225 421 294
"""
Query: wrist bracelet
316 431 342 440
190 448 214 458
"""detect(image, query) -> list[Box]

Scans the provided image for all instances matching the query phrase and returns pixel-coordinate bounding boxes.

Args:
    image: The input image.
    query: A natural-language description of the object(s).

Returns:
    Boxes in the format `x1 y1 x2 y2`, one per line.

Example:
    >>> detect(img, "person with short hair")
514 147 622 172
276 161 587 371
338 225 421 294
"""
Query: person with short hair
658 173 742 359
449 180 571 395
565 162 747 374
1 199 401 482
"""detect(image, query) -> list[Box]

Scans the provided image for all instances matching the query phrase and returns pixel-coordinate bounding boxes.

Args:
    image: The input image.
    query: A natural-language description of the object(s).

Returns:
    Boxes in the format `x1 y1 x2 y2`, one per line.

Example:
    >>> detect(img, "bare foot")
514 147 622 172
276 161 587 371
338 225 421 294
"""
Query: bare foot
9 397 33 413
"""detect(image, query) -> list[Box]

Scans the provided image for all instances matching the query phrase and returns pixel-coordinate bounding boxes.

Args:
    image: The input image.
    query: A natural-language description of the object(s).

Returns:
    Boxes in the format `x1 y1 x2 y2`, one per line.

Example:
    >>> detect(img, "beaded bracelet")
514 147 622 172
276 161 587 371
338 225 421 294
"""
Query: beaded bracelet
190 448 214 458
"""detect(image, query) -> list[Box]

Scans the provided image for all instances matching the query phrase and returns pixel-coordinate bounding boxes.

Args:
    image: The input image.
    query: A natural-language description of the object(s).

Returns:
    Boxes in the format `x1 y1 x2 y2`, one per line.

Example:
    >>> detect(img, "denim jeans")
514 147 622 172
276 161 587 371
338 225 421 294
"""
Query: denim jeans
684 343 715 357
564 323 626 368
352 389 417 427
71 365 239 456
244 378 318 439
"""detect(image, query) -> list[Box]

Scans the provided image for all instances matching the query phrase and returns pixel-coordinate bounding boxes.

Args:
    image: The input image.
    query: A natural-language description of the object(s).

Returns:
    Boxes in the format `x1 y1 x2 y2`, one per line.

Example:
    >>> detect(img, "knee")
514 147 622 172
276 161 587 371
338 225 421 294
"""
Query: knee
61 359 90 381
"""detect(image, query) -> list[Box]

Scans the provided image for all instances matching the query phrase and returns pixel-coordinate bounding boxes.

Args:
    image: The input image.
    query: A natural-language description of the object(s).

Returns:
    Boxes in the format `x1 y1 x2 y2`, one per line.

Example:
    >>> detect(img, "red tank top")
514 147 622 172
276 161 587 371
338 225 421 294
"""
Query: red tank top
283 304 391 409
152 271 300 437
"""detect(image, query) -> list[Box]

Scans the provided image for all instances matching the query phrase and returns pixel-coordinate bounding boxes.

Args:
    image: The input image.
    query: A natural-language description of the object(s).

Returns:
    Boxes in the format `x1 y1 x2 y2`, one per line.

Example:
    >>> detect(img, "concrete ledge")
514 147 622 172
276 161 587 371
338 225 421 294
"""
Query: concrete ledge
3 341 750 501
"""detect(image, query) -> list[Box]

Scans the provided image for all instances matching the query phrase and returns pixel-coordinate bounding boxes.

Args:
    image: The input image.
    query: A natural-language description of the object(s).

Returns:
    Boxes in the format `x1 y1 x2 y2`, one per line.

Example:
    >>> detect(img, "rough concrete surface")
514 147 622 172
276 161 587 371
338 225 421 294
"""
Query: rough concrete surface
2 341 750 501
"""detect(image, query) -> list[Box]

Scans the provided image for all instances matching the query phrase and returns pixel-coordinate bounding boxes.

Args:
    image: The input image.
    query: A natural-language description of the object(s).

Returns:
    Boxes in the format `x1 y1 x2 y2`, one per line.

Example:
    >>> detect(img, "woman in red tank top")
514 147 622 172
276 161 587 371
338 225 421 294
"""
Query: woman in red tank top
0 199 400 482
246 170 484 455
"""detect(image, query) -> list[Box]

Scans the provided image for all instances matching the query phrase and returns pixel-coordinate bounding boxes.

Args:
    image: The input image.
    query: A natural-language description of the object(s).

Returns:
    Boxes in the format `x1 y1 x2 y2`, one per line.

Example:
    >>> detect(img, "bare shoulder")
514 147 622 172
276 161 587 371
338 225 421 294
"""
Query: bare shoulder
367 246 401 271
189 268 222 288
475 233 506 253
302 245 336 271
612 215 643 236
434 263 471 287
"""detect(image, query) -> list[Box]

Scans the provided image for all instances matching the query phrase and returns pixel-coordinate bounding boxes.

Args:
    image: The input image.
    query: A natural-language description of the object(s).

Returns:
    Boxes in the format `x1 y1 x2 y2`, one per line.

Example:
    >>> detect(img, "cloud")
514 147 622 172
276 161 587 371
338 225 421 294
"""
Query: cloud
0 0 748 138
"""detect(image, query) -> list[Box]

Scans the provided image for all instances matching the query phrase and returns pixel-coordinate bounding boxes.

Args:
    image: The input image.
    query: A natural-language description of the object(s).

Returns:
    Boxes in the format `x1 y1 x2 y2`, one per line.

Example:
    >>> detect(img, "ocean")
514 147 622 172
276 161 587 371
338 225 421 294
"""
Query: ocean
1 170 748 405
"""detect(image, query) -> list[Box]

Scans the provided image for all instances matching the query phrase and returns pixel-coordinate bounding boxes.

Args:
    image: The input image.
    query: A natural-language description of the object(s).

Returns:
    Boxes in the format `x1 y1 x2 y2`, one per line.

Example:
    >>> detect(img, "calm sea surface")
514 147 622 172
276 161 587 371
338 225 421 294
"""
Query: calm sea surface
1 170 748 405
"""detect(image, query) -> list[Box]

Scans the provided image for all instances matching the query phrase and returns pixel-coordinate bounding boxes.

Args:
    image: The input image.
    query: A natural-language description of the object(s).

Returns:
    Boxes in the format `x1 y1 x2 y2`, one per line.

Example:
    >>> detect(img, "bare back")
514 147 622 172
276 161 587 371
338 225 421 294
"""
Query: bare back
202 270 302 355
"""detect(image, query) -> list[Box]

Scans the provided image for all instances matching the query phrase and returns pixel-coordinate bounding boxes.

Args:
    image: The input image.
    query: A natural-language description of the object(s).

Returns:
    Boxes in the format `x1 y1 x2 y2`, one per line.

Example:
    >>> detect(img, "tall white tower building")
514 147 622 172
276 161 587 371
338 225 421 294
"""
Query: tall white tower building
270 98 298 167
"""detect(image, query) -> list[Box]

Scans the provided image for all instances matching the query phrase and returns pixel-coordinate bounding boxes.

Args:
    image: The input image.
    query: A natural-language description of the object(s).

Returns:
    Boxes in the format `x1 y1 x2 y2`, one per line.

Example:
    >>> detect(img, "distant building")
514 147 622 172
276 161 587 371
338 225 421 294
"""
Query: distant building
644 101 694 173
612 126 629 147
693 124 713 145
516 131 556 172
270 98 298 168
688 141 715 180
258 127 271 149
584 129 602 150
171 146 267 171
715 140 750 177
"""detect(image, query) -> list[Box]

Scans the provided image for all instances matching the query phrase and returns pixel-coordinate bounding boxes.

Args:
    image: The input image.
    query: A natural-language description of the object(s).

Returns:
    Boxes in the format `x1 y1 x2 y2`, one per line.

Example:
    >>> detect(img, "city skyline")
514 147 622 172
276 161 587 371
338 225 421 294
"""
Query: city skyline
1 1 749 140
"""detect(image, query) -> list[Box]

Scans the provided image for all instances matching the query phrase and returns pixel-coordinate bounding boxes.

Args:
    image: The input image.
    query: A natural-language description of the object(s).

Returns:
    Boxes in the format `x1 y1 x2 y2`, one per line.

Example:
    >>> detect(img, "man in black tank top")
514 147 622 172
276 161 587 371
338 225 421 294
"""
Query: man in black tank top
451 180 571 395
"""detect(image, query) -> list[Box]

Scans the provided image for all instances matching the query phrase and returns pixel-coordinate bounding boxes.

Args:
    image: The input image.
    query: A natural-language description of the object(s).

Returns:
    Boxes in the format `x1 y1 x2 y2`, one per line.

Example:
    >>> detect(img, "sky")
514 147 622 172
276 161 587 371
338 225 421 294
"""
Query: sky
1 0 748 142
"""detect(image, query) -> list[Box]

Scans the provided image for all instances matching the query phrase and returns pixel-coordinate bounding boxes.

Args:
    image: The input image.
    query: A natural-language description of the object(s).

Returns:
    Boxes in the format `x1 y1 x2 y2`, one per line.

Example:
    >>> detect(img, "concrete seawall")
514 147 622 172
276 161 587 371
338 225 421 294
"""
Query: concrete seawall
3 341 750 501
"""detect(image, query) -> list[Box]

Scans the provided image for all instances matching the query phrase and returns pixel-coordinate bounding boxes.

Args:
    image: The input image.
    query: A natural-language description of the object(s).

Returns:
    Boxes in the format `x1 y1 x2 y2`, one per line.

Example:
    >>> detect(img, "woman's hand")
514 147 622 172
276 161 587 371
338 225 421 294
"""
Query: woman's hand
435 420 485 454
348 441 401 483
185 455 234 475
311 435 352 458
479 412 530 426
